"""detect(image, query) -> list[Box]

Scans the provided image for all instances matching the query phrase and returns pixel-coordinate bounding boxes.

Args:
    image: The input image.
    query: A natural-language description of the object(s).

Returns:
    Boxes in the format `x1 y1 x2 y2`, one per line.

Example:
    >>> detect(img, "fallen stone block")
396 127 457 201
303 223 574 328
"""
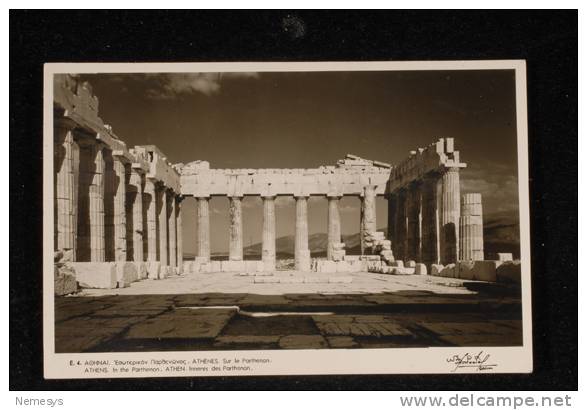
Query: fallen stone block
496 261 522 284
456 260 475 279
392 267 415 275
116 262 139 287
439 263 457 278
415 263 427 275
470 260 502 282
431 264 444 276
390 260 404 268
406 260 416 268
360 255 381 261
71 262 117 289
343 255 361 262
54 264 77 296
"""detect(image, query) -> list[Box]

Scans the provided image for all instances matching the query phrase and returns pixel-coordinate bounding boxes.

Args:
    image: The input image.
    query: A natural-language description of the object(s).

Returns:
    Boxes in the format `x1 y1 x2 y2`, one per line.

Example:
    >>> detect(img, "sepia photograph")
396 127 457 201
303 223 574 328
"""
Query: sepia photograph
44 61 531 378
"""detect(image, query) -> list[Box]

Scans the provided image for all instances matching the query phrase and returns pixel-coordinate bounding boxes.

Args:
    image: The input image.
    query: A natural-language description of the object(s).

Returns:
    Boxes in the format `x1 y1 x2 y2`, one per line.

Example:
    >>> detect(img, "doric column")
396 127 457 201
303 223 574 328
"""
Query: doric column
295 195 311 271
387 193 397 254
459 193 484 261
394 189 407 261
406 182 422 262
111 154 127 262
158 186 168 266
144 178 158 263
327 195 342 260
129 167 144 263
168 191 177 271
89 143 105 262
176 196 183 273
421 174 440 265
261 195 276 270
229 196 243 261
196 197 210 261
360 185 377 255
54 122 79 259
440 167 461 264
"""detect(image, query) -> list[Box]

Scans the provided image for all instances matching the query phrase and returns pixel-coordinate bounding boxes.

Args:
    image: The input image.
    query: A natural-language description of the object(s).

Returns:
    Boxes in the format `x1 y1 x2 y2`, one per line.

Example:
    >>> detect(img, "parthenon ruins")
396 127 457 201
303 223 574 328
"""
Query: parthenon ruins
53 74 504 293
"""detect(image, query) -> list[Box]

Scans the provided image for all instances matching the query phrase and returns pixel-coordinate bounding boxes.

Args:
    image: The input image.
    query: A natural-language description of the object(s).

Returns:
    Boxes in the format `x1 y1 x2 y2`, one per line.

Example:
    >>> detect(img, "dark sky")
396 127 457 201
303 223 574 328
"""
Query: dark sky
78 70 520 254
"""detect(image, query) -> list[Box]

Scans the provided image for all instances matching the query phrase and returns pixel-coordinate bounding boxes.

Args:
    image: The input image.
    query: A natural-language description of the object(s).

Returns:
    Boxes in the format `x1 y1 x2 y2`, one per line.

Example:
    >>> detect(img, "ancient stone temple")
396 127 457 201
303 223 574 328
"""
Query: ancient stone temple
53 74 491 291
54 75 182 289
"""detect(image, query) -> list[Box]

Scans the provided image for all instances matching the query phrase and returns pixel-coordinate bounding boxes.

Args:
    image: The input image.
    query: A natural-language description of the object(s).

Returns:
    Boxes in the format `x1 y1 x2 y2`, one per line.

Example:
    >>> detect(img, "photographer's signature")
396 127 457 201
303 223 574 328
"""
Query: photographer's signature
446 351 497 372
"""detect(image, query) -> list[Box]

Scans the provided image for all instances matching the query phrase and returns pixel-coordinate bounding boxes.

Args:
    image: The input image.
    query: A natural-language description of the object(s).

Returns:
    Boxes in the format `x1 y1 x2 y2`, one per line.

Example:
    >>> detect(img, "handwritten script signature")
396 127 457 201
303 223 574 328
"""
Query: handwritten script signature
446 351 497 372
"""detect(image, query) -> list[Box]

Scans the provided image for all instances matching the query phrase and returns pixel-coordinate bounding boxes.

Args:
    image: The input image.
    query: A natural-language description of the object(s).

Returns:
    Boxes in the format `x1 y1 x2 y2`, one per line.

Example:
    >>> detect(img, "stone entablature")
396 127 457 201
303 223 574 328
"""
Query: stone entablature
179 154 392 198
388 137 466 193
54 75 181 190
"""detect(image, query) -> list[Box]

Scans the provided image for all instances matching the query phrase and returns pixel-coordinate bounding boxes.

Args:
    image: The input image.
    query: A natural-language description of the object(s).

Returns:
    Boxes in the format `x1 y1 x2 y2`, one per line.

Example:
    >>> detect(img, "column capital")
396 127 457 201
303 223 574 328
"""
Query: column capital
261 195 276 200
131 162 149 174
294 194 310 199
326 193 342 199
228 194 244 200
111 150 131 163
360 184 377 197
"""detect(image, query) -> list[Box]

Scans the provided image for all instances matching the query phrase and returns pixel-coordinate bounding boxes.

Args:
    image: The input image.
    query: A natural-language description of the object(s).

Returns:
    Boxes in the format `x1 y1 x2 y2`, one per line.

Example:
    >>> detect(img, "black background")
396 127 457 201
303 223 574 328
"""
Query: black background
9 10 577 390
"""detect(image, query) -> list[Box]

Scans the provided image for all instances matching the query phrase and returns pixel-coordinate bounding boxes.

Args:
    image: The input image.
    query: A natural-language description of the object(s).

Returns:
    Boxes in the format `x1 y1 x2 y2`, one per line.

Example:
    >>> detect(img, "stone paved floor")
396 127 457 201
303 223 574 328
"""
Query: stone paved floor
55 271 522 353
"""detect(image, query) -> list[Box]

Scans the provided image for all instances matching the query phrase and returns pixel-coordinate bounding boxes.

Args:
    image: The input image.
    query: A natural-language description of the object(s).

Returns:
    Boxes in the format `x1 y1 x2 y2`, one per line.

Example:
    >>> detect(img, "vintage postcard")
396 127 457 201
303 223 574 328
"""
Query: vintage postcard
43 61 532 378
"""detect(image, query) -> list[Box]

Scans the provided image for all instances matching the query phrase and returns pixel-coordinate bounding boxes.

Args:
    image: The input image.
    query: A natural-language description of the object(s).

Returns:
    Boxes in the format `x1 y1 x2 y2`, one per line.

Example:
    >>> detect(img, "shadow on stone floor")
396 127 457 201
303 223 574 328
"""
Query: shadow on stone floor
54 286 523 353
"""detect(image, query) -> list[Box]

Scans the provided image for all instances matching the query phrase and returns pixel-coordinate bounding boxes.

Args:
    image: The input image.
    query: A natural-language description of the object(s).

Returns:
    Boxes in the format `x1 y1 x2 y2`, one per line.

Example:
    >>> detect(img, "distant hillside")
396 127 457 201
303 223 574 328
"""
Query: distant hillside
483 210 520 259
185 210 520 260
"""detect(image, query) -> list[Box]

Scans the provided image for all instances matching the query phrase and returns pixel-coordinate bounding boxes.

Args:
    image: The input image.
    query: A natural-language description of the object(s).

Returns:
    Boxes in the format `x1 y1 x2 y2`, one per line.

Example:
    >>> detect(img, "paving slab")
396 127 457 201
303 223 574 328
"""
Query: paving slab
279 335 328 349
124 308 236 340
313 315 414 337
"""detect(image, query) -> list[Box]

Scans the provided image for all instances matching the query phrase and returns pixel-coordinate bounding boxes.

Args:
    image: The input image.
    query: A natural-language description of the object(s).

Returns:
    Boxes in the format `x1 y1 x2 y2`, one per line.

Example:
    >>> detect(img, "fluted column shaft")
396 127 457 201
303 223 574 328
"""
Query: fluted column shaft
144 179 158 262
129 168 144 263
459 193 484 261
262 196 276 268
406 182 422 262
176 197 183 273
89 143 105 262
421 175 440 265
168 192 177 269
295 196 310 271
54 125 79 259
158 187 168 266
112 156 127 262
360 185 377 255
196 197 210 260
327 196 342 260
387 194 397 254
229 196 243 261
440 167 461 264
394 189 408 261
